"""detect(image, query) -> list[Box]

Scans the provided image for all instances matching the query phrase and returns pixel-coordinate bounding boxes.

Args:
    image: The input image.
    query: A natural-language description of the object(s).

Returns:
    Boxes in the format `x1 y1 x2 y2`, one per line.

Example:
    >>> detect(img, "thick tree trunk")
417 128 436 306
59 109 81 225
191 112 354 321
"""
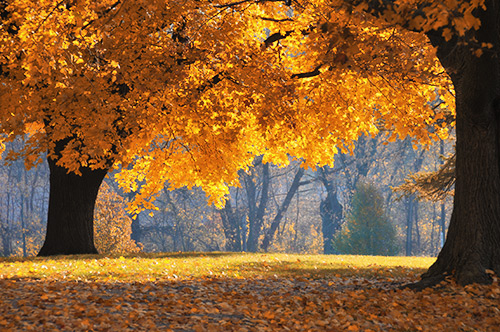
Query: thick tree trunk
37 157 108 256
420 102 500 284
420 4 500 285
420 93 500 285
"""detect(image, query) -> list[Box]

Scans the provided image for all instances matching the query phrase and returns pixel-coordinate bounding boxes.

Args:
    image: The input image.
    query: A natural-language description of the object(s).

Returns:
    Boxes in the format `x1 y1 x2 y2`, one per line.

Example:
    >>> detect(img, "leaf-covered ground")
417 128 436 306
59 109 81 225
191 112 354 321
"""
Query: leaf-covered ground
0 253 499 331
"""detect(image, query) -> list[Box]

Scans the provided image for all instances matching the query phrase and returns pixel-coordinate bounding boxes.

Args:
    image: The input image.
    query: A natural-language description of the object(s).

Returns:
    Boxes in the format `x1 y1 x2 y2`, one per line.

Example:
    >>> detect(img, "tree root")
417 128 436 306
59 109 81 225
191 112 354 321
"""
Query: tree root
401 274 447 291
402 262 493 291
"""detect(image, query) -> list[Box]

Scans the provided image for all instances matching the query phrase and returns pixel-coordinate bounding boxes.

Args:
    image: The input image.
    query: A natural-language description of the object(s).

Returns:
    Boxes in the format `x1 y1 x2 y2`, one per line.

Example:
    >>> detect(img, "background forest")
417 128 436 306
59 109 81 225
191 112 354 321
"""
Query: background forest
0 133 454 257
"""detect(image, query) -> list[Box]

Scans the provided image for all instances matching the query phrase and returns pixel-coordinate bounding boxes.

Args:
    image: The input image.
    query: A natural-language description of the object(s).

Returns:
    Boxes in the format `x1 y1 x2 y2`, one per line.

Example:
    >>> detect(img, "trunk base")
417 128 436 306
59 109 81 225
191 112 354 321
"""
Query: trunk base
38 157 108 257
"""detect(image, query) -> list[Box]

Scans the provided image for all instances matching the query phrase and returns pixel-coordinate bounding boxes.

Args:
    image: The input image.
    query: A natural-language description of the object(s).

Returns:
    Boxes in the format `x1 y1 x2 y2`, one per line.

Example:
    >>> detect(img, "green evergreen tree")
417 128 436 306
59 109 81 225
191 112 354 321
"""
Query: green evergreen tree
333 182 399 256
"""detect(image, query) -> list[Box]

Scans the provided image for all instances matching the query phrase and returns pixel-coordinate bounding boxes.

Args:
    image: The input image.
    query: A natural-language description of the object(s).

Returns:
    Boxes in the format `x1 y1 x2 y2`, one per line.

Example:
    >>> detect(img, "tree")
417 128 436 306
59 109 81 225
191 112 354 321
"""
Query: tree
320 190 343 254
218 159 306 252
218 199 243 252
134 186 225 252
219 0 498 285
333 182 399 256
0 1 439 256
94 181 141 254
260 164 304 251
345 0 500 286
397 147 455 255
319 167 344 254
319 134 388 254
1 1 304 255
243 159 270 252
0 139 49 256
397 153 455 201
2 0 496 285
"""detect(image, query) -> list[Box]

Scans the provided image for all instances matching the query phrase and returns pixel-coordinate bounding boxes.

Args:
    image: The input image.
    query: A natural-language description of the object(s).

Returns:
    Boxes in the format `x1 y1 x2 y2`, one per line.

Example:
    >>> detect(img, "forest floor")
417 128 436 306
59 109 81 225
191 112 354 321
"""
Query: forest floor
0 253 499 331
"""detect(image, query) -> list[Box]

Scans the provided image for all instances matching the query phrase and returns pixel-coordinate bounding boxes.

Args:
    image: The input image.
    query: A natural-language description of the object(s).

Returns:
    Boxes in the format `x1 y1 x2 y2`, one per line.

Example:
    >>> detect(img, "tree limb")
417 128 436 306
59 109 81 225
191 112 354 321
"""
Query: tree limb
291 64 322 79
261 166 305 251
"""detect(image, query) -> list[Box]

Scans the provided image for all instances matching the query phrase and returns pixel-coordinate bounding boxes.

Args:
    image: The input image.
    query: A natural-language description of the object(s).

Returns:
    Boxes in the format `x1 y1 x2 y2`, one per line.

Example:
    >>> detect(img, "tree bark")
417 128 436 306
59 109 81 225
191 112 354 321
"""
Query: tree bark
418 2 500 285
405 196 413 256
130 215 142 244
127 192 142 245
439 140 447 250
414 200 421 253
37 157 108 256
246 162 269 252
219 199 242 251
320 191 343 254
319 167 343 254
0 223 12 256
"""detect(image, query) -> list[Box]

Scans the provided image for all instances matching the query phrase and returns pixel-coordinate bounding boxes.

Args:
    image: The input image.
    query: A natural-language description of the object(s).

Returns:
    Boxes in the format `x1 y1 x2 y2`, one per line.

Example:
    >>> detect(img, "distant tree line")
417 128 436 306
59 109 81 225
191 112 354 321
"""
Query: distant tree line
0 134 453 257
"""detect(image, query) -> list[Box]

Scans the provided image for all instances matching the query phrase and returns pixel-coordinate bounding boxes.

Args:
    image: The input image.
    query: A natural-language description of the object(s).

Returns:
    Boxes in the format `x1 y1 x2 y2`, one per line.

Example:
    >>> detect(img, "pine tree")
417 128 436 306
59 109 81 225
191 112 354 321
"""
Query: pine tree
333 182 398 256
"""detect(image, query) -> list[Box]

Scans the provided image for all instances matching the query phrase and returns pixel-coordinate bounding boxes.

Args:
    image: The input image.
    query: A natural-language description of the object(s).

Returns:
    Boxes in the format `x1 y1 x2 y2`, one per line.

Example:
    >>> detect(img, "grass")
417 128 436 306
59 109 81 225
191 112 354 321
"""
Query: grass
0 252 435 282
3 253 500 331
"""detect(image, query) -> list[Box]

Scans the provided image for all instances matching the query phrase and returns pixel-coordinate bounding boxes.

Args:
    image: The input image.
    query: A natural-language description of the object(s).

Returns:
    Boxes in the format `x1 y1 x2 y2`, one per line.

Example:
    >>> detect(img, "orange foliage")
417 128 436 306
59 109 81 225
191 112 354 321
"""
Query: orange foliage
94 182 141 254
1 0 478 211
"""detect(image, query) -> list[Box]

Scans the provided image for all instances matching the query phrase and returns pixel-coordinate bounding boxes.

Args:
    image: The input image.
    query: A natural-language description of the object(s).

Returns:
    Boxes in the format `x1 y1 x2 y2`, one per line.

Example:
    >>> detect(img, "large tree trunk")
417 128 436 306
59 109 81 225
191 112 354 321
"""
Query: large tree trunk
37 157 108 256
420 3 500 285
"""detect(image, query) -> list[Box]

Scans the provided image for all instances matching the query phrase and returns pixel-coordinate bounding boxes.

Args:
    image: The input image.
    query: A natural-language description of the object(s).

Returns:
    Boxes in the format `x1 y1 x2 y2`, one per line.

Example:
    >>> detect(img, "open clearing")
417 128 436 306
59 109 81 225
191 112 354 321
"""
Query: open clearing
0 253 498 331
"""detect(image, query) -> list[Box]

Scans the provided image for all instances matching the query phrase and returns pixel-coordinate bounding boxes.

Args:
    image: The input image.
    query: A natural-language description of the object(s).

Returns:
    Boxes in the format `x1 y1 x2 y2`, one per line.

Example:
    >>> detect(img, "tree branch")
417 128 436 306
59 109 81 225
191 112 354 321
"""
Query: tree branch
259 16 293 22
261 166 305 251
263 31 292 48
215 0 285 9
291 64 322 79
